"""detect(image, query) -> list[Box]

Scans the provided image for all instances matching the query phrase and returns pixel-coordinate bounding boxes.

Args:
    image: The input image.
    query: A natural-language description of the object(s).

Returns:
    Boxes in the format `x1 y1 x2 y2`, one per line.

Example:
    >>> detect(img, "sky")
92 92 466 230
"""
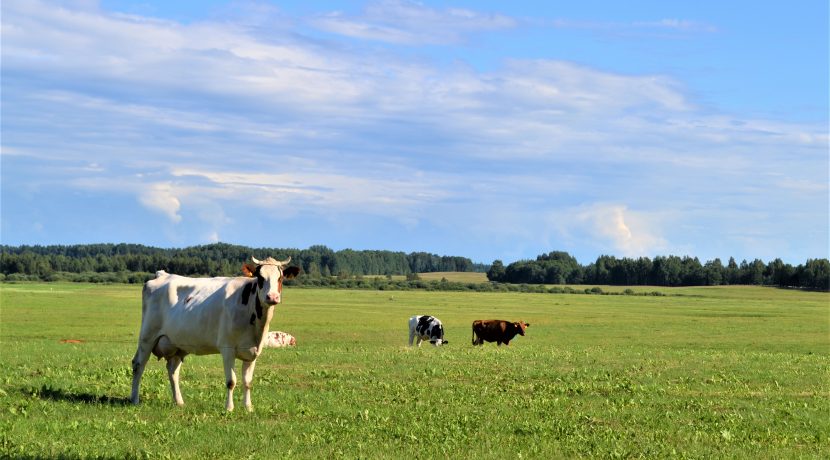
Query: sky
1 0 828 265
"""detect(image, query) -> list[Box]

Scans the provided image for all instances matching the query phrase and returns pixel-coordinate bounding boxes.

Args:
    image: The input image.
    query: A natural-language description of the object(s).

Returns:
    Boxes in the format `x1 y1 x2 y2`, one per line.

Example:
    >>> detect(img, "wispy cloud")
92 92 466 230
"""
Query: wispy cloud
311 0 517 45
544 17 718 37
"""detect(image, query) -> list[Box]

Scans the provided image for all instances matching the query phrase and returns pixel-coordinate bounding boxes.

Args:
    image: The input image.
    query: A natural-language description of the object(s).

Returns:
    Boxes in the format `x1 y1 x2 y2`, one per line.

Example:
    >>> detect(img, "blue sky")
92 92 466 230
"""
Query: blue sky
2 0 827 265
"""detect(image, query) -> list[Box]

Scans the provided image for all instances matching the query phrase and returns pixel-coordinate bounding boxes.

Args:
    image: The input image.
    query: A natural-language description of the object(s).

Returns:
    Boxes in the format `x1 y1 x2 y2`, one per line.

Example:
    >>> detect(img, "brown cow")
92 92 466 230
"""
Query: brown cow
471 320 529 346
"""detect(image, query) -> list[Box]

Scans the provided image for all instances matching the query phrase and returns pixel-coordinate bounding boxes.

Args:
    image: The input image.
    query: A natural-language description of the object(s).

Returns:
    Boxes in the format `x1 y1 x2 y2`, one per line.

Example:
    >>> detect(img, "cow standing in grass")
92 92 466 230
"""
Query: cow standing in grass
130 256 300 411
409 315 448 347
471 320 529 346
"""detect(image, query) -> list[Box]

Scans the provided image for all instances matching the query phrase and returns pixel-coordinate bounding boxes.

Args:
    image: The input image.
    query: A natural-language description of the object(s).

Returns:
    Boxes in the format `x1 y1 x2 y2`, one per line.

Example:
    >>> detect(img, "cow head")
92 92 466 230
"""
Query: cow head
515 321 529 336
242 256 300 306
429 324 448 346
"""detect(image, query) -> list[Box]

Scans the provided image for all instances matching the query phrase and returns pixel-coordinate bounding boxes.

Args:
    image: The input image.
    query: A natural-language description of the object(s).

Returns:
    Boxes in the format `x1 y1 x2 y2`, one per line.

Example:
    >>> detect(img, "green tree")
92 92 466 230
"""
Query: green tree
487 260 506 282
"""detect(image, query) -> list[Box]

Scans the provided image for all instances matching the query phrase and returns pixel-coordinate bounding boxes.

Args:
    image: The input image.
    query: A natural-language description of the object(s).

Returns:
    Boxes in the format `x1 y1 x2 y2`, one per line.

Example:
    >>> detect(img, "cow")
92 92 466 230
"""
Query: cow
408 315 448 347
130 256 300 411
264 331 296 348
471 320 529 346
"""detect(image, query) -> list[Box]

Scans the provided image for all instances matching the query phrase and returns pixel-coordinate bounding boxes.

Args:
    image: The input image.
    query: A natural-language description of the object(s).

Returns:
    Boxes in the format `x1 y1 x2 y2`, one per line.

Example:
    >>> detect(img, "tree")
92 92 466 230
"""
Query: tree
766 258 795 287
725 257 739 285
798 259 830 290
703 258 724 286
487 260 506 282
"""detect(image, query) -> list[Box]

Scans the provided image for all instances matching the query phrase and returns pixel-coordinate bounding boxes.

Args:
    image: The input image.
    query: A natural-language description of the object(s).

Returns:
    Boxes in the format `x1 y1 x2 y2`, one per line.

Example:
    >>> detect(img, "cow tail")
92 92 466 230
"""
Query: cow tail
471 326 476 346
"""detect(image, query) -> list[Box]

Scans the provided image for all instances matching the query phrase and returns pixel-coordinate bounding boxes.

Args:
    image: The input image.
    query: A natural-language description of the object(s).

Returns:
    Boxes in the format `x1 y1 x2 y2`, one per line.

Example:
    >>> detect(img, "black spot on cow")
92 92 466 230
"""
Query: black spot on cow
255 266 265 289
431 324 445 342
249 313 256 325
255 296 263 319
241 282 254 305
416 316 434 335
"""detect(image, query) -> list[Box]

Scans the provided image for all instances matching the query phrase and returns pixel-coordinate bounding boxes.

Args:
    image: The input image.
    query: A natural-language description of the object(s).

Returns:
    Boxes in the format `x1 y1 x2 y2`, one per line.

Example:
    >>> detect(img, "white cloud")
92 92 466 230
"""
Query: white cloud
558 204 670 257
139 183 182 223
633 19 718 33
168 168 448 219
312 0 517 45
545 17 718 36
206 231 221 243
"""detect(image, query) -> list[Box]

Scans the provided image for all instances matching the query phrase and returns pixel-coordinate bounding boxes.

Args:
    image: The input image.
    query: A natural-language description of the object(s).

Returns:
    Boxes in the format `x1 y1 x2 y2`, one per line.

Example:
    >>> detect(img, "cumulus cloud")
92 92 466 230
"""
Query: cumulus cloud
139 183 182 223
558 204 670 257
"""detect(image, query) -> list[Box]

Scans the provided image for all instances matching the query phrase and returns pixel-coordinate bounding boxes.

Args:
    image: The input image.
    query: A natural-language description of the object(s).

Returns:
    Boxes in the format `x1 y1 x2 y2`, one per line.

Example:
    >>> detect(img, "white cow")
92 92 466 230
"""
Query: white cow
264 331 296 348
130 256 300 411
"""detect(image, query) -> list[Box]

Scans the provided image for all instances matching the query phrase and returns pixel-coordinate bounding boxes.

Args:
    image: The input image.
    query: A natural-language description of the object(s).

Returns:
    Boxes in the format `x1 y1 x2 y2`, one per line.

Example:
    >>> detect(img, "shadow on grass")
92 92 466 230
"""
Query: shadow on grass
26 384 132 406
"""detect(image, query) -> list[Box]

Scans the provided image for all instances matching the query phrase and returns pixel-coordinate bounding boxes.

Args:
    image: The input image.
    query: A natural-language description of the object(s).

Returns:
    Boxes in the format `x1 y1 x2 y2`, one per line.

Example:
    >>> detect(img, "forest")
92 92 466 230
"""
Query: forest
1 243 828 290
487 251 830 290
0 243 482 283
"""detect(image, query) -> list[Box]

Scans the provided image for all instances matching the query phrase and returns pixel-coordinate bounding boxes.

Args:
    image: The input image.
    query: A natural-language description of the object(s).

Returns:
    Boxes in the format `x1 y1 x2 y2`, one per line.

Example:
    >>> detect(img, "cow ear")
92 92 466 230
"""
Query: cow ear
242 264 256 277
283 266 301 279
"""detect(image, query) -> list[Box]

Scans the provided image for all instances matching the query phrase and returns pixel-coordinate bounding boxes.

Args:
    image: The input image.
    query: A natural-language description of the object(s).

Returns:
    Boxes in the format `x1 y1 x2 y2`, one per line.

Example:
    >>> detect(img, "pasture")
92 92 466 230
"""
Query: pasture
1 282 828 458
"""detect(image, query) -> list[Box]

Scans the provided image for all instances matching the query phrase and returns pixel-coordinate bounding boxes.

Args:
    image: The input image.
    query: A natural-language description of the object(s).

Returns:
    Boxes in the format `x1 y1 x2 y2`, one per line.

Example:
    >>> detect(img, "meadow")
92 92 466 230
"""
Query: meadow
0 282 827 459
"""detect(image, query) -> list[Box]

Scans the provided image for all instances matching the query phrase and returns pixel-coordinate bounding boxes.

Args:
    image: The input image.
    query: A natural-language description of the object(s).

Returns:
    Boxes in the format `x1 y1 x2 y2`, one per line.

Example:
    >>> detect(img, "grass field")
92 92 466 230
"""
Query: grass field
1 282 828 458
413 272 488 283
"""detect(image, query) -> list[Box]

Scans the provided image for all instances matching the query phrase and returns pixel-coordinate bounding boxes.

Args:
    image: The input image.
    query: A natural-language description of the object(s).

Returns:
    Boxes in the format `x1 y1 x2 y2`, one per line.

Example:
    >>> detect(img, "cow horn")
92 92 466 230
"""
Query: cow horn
251 256 262 265
279 256 291 266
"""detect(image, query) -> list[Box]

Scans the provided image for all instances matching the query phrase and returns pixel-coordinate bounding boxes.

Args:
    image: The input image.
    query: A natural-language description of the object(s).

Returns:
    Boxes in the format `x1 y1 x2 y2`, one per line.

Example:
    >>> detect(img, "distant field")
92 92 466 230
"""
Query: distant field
416 271 488 282
1 283 828 458
368 271 487 282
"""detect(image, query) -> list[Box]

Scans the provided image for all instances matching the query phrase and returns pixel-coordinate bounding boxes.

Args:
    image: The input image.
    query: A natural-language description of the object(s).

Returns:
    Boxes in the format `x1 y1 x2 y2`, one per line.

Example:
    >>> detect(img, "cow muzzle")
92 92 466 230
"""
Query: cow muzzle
265 293 281 305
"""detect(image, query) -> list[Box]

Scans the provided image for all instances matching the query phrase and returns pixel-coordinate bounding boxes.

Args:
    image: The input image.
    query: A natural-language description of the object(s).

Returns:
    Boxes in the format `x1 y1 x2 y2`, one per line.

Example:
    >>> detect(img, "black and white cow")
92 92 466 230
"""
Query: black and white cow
130 256 300 411
408 315 448 347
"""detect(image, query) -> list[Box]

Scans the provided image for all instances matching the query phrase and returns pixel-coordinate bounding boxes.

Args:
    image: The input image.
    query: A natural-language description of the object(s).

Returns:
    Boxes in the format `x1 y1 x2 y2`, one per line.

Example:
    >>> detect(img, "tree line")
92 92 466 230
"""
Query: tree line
2 243 827 290
0 243 484 282
486 251 830 290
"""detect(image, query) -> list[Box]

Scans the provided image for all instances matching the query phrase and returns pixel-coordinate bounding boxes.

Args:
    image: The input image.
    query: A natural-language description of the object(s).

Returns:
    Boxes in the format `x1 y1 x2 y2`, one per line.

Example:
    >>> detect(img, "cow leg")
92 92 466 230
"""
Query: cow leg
130 343 152 405
408 330 415 347
221 350 237 411
166 355 185 406
241 360 256 412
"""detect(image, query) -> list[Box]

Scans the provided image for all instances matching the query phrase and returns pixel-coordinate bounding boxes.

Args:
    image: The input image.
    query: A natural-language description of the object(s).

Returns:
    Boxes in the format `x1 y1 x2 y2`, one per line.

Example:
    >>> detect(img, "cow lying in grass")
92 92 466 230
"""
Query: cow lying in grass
264 331 296 348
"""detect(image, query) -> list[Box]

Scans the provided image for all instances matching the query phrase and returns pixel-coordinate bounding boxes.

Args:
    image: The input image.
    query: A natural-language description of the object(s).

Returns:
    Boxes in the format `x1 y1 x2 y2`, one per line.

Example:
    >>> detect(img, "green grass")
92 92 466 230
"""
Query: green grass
1 283 828 458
